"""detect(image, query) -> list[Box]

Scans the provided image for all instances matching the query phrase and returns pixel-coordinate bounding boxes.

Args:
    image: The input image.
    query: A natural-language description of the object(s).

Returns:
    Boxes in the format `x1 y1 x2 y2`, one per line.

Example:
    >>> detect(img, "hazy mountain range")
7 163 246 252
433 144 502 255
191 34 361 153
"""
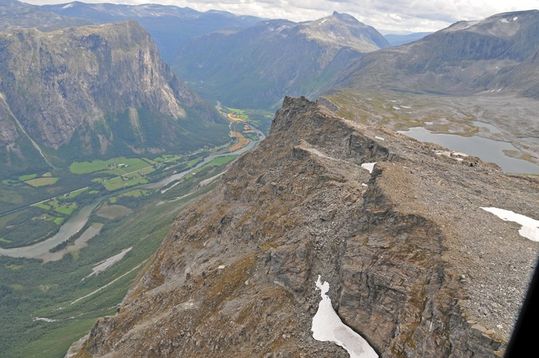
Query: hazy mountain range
337 10 539 99
384 32 431 46
0 0 89 30
174 12 389 108
41 1 262 61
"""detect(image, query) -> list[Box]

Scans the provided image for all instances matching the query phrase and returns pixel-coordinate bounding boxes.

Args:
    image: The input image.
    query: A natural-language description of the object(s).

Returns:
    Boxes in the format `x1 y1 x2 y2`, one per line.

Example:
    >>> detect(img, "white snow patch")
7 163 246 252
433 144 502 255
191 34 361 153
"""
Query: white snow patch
481 207 539 242
62 3 74 9
218 265 226 270
392 106 401 111
361 183 368 188
400 105 412 109
361 163 376 174
513 16 519 21
33 317 57 323
374 136 385 141
312 276 378 358
500 18 509 23
179 299 197 310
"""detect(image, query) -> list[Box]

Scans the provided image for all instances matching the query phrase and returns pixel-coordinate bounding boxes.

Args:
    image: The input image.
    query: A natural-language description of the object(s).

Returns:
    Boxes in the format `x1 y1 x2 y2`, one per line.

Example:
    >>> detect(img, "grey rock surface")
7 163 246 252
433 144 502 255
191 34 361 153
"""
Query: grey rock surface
72 97 538 357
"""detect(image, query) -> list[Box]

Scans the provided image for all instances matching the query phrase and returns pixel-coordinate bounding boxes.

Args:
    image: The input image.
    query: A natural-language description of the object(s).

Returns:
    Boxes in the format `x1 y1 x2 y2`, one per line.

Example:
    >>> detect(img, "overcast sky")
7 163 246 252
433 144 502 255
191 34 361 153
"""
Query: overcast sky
23 0 539 33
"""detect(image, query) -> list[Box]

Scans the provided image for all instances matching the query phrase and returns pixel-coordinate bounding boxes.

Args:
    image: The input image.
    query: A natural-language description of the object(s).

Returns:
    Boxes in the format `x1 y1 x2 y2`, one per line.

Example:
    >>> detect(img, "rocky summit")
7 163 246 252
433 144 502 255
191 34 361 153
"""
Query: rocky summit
71 97 538 357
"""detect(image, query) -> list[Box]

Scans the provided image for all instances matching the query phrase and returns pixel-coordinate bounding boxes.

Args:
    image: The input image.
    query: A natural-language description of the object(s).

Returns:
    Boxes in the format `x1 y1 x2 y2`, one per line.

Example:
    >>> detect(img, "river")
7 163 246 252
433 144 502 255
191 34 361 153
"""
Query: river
144 127 265 192
0 202 100 260
0 126 266 260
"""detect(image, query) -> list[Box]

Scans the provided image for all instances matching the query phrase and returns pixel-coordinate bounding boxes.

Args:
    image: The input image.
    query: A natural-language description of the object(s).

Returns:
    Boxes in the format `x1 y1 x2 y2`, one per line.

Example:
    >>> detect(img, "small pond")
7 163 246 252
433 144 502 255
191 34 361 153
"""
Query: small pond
399 127 539 174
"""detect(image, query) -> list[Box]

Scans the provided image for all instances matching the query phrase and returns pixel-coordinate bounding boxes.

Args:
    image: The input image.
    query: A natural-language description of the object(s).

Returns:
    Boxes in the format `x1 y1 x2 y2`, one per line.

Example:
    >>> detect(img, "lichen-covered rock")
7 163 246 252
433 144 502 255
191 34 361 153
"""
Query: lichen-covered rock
73 97 538 357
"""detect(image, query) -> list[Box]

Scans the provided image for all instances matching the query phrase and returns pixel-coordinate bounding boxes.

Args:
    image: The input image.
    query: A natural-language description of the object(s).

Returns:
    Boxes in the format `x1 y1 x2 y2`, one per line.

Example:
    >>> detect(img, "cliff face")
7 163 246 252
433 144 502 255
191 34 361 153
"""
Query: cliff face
0 21 228 175
73 97 538 357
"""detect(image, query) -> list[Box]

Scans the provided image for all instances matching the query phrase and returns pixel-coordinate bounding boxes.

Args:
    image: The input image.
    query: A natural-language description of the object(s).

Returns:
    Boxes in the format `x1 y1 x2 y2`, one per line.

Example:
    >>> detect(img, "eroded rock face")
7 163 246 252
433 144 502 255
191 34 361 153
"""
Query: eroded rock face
0 21 228 175
73 97 538 357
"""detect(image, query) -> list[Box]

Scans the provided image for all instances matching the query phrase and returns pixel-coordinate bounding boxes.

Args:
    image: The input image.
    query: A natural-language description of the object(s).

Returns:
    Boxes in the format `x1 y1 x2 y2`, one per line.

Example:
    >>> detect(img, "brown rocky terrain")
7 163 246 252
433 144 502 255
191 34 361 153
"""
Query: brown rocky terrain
71 97 538 357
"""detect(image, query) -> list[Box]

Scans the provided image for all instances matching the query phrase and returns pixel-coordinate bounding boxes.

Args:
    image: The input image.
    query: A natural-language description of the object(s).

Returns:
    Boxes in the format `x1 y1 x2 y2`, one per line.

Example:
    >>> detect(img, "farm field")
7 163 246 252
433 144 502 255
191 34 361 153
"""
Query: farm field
0 154 233 358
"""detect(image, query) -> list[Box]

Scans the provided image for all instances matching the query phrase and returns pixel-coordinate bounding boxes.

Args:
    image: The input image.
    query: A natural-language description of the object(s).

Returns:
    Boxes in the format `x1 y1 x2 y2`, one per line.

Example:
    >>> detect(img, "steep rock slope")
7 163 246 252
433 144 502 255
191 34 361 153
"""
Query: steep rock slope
73 97 538 357
174 12 388 109
0 21 228 175
338 10 539 98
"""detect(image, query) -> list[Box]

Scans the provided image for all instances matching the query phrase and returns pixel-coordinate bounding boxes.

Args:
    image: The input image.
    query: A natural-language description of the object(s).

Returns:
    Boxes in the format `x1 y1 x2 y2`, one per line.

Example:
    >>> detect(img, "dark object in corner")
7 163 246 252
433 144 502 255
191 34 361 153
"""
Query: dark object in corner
505 259 539 357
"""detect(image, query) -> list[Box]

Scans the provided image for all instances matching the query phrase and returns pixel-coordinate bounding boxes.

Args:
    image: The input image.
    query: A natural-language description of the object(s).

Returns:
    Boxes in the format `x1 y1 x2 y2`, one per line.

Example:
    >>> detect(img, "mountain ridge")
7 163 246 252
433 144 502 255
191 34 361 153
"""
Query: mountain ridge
69 97 538 357
334 9 539 98
41 1 263 61
0 0 90 31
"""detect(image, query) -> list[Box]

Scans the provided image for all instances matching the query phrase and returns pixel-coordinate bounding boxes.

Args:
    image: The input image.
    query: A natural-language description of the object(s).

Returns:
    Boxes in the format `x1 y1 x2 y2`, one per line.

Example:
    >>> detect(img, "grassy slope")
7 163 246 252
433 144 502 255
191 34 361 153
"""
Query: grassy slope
0 160 228 358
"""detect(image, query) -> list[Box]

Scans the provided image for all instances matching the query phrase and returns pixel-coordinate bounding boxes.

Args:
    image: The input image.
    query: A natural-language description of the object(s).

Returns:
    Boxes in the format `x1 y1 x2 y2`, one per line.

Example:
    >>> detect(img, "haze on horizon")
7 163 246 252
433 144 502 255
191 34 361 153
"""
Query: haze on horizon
22 0 539 33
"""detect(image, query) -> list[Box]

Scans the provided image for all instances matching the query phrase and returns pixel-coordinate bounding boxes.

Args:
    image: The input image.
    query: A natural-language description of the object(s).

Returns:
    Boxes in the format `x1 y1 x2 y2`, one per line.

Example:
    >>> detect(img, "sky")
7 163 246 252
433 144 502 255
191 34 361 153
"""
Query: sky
23 0 539 33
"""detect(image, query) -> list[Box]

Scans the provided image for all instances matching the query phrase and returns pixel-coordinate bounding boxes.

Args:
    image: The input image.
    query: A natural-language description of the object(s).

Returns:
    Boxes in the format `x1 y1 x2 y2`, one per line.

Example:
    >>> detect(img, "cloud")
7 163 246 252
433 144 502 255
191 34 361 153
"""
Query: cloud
23 0 539 33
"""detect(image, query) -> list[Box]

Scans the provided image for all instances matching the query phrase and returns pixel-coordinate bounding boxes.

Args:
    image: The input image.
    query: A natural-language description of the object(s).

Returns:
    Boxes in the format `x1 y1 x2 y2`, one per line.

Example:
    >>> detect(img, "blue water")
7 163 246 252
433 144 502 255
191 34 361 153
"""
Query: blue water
399 127 539 174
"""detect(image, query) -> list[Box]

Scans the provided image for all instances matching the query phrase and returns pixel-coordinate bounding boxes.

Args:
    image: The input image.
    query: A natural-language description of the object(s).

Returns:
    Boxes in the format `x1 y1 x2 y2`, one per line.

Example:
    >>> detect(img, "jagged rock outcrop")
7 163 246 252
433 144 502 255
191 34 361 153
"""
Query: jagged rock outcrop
0 21 228 175
73 97 538 357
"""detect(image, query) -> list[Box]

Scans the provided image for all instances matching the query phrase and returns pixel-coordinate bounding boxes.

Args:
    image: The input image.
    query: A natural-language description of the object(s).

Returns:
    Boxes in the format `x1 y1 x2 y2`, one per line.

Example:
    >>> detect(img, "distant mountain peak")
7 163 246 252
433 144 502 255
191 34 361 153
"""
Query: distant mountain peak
330 11 362 25
300 13 388 52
